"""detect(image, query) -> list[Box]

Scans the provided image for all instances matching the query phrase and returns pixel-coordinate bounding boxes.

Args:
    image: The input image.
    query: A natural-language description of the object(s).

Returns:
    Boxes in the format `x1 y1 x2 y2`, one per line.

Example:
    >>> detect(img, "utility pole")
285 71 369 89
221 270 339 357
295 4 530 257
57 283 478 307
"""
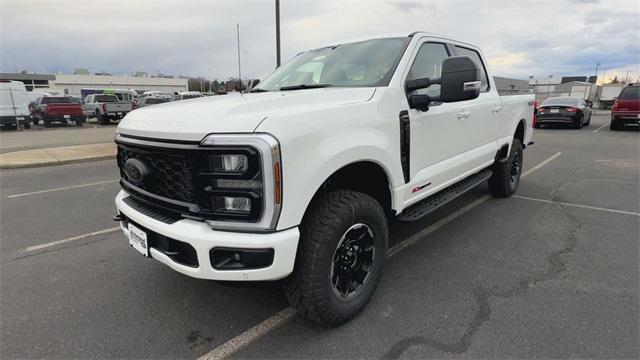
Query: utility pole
593 62 601 83
275 0 281 67
236 23 242 91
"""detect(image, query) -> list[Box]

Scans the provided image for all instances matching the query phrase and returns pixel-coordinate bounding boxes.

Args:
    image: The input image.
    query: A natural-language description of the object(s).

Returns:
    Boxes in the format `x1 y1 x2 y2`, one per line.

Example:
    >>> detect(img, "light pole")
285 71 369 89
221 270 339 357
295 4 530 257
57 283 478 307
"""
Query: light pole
275 0 281 67
237 23 242 91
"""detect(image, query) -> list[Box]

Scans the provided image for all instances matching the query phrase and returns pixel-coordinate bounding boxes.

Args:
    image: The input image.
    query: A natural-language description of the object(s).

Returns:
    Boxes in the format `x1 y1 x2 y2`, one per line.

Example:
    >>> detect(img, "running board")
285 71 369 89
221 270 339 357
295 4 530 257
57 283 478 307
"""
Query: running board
397 169 493 222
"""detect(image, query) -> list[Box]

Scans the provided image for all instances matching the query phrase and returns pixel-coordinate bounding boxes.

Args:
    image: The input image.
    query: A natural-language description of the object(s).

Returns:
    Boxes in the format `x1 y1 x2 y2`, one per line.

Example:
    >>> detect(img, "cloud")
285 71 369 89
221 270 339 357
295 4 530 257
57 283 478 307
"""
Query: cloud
1 0 638 82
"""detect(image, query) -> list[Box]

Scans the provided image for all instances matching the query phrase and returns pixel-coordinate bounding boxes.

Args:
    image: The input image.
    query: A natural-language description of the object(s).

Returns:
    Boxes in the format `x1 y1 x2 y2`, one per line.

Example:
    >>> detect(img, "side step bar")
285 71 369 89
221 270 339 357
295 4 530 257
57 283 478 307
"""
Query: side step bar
397 169 493 222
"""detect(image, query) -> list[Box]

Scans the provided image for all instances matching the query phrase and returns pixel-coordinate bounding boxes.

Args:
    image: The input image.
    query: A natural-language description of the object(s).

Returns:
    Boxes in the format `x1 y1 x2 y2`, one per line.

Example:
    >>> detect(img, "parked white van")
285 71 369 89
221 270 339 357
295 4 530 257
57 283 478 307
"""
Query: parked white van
0 80 31 129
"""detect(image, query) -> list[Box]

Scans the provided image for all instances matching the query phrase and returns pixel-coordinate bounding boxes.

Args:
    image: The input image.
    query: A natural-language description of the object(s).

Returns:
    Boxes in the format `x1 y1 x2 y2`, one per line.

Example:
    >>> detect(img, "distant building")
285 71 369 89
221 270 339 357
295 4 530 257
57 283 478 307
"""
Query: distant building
72 68 90 75
561 76 597 84
493 76 531 95
52 74 188 95
0 72 55 91
1 72 188 95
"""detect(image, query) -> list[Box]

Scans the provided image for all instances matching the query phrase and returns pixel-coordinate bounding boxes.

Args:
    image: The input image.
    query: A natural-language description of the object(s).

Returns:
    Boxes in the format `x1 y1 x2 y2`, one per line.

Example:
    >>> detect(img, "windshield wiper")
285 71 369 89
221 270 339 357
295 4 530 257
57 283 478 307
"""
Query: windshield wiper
279 83 332 91
249 88 269 93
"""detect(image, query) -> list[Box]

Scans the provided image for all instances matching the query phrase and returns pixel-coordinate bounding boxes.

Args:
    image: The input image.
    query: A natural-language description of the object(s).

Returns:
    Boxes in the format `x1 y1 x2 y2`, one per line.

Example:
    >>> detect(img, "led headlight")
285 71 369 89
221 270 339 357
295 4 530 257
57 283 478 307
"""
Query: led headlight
200 133 282 232
210 154 248 173
213 196 251 214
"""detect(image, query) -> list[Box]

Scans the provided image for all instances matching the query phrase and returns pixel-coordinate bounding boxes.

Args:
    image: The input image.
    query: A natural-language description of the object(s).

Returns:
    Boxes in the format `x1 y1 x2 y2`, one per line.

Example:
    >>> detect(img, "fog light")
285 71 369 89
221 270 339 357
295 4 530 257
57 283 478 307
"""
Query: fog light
210 154 248 173
213 196 251 213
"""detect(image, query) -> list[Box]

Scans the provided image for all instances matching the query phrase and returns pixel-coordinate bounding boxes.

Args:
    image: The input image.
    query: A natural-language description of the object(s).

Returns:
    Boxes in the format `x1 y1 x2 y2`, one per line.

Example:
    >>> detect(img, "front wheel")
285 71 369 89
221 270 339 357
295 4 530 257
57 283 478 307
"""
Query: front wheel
284 190 388 326
488 139 523 198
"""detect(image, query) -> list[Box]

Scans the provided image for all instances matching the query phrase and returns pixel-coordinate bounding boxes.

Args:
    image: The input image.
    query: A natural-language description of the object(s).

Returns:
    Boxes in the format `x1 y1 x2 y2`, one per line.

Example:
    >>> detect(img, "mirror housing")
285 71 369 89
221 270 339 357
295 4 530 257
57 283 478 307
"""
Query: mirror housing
440 56 481 103
409 94 430 111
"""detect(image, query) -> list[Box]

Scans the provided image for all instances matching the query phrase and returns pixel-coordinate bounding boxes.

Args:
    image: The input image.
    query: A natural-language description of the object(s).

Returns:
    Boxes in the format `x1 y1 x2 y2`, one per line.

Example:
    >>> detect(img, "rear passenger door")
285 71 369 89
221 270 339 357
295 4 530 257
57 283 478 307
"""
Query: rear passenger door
451 45 503 151
405 40 500 196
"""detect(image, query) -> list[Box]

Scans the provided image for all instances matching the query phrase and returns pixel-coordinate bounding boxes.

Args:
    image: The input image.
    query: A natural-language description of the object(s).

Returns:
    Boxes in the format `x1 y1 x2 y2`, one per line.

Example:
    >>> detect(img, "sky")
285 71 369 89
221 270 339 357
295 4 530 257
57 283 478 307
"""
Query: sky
1 0 638 83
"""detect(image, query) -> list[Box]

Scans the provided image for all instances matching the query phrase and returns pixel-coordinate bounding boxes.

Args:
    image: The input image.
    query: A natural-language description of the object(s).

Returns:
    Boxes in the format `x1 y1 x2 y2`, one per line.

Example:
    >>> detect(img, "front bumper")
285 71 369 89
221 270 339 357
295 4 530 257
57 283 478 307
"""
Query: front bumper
115 190 299 281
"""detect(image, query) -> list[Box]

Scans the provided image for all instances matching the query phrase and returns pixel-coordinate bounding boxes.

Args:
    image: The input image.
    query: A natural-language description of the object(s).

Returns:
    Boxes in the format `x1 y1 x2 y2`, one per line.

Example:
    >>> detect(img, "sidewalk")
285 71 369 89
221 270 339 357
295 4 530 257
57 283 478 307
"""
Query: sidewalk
0 143 116 169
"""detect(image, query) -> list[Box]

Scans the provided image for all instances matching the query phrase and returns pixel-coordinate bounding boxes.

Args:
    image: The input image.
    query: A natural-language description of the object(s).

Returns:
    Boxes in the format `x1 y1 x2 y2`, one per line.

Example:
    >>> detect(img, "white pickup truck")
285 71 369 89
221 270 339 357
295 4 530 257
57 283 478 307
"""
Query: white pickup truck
83 94 133 124
114 32 534 325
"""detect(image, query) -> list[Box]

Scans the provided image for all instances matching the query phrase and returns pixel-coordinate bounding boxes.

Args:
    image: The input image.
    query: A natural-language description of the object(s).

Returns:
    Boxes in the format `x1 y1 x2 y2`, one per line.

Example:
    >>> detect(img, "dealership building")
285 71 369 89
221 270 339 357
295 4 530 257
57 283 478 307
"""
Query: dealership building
0 72 188 96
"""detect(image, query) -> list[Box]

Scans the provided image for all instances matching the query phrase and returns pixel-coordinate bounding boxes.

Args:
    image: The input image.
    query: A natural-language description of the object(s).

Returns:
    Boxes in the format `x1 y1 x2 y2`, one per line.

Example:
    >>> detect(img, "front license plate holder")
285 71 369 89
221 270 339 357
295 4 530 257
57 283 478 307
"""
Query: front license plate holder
128 223 149 257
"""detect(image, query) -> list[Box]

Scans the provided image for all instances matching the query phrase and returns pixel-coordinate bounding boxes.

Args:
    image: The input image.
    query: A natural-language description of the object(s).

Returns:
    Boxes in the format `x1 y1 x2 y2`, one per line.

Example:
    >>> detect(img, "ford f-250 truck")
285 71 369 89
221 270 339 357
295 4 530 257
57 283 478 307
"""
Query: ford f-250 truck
83 94 132 124
114 32 534 325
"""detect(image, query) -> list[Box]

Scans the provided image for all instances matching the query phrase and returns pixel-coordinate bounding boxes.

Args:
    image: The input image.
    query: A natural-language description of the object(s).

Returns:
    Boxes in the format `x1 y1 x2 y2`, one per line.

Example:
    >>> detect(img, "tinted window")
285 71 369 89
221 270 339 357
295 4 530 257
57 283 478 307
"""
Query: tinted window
95 95 118 102
618 86 640 100
407 43 449 97
42 97 72 104
455 46 489 91
146 98 167 104
541 97 580 106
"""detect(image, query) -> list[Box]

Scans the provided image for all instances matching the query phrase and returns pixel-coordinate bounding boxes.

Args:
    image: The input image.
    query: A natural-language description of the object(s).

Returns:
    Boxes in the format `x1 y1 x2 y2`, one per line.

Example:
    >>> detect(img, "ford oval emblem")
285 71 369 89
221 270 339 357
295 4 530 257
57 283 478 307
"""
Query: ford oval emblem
124 158 149 185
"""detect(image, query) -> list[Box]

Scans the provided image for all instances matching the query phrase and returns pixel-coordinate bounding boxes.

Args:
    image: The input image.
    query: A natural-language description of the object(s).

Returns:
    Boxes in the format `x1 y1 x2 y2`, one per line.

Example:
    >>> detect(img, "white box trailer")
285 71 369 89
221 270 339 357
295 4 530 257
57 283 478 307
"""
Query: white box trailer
599 85 624 109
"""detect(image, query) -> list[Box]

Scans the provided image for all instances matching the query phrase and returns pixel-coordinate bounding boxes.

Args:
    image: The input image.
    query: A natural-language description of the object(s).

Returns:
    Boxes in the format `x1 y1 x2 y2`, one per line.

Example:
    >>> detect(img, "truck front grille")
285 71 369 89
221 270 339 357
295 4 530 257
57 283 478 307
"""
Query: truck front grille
117 144 197 203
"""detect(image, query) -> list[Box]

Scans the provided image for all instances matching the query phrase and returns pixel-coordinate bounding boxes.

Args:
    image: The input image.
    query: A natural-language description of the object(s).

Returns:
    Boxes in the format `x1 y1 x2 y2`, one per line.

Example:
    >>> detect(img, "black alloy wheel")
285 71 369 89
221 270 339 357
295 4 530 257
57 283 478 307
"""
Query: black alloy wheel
330 223 375 299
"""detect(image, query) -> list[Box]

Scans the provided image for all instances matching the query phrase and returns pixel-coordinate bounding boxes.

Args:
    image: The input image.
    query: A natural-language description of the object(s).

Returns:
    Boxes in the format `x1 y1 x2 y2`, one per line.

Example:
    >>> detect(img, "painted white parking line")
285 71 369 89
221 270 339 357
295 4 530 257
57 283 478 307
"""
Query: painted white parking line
199 307 297 360
198 151 563 359
22 227 120 252
593 123 608 133
514 195 640 217
521 152 562 177
7 179 119 199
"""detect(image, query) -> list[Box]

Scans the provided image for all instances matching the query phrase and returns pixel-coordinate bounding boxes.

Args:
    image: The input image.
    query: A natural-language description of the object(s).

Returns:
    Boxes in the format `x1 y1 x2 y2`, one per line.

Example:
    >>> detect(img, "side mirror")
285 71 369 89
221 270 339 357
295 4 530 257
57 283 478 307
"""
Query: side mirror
405 56 481 111
440 56 481 103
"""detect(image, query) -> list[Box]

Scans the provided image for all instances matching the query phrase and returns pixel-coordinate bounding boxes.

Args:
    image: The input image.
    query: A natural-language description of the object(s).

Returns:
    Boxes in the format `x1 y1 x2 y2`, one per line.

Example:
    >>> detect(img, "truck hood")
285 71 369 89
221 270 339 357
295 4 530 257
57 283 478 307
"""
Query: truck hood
117 87 376 141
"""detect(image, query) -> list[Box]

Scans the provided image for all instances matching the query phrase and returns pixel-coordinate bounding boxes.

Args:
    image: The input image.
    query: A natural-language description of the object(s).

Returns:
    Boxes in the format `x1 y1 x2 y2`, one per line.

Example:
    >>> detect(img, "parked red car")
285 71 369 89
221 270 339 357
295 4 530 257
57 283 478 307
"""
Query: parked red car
31 97 85 127
610 83 640 130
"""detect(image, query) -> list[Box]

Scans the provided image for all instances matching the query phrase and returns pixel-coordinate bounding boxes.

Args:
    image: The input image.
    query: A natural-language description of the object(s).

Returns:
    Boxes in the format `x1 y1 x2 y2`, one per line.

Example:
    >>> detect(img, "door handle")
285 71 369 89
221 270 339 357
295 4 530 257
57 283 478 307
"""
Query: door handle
491 105 503 113
457 110 471 119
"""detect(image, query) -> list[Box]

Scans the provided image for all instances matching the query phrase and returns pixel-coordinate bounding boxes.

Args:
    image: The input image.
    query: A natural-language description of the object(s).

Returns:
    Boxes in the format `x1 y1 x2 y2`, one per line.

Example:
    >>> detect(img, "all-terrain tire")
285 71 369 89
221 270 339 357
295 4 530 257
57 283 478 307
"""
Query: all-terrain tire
284 190 388 326
488 139 523 198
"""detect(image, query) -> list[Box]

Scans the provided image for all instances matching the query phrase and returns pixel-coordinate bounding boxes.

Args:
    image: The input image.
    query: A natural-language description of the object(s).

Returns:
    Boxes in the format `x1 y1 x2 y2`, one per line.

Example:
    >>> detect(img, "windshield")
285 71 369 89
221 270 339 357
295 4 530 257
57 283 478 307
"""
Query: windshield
95 95 118 102
255 37 409 91
42 97 72 104
541 97 580 106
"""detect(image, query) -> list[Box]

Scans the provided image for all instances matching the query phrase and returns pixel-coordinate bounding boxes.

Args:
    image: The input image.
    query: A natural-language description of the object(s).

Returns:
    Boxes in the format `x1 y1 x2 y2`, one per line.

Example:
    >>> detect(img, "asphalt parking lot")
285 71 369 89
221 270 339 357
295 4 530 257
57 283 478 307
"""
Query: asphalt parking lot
1 110 638 359
0 121 117 153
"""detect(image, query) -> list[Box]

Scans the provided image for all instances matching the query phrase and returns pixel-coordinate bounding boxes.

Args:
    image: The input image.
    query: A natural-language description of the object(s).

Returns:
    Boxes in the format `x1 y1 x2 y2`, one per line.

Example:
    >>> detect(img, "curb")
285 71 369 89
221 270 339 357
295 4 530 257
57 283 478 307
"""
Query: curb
0 143 116 169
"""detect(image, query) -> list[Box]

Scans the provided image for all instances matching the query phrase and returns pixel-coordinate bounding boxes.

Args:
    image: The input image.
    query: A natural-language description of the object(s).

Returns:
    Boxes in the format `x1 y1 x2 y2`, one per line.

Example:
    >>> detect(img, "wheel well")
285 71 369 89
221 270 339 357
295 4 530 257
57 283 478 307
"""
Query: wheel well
515 119 525 145
310 161 393 217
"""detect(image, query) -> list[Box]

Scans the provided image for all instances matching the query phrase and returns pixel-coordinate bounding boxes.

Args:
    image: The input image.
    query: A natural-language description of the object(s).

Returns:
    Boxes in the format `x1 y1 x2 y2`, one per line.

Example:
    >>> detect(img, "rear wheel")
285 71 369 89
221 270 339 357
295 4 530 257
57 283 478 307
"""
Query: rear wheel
610 118 621 131
488 139 523 198
574 114 583 129
284 190 388 326
96 111 108 125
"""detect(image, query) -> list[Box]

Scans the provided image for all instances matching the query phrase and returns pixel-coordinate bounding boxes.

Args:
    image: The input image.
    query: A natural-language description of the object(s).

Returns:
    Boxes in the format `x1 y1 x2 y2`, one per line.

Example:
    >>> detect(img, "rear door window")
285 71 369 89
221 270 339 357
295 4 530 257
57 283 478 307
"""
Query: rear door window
454 46 490 92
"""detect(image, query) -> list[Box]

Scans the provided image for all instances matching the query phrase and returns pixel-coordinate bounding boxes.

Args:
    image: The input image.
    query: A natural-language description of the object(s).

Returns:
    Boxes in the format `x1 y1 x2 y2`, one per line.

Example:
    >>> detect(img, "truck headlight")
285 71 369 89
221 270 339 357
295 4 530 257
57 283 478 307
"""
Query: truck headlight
200 133 282 232
210 154 248 173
